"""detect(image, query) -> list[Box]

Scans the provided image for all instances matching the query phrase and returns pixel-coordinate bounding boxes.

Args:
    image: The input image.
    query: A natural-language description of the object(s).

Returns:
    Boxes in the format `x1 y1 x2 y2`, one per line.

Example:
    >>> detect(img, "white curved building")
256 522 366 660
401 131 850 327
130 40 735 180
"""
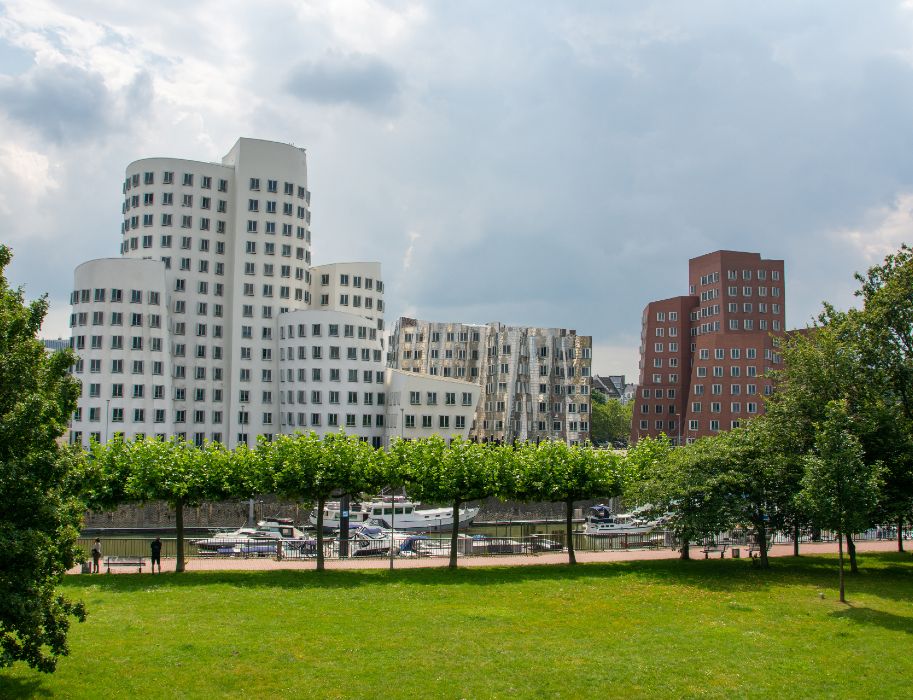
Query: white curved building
278 307 386 446
308 262 386 330
385 369 481 445
69 258 172 444
70 138 312 448
68 138 480 449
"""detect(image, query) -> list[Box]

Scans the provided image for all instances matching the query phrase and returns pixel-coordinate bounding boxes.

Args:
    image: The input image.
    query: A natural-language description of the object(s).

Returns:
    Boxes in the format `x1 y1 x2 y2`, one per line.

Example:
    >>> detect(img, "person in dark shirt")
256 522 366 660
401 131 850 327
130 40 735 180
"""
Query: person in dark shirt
150 537 162 574
91 538 102 573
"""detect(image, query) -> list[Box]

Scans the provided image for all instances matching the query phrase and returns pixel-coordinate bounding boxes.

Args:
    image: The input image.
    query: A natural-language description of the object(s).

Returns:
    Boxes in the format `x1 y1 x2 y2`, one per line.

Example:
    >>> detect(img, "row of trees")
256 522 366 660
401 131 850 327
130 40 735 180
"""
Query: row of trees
82 433 626 572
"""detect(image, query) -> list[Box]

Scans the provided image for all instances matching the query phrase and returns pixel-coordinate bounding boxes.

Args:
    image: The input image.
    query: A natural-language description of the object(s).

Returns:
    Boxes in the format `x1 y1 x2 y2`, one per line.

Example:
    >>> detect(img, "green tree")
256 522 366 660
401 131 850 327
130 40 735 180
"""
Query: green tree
768 310 883 570
80 435 133 511
761 402 815 557
590 392 633 446
514 440 621 564
716 419 803 568
801 401 882 603
124 437 233 573
267 432 379 571
402 436 498 569
0 245 86 672
627 436 733 560
854 245 913 549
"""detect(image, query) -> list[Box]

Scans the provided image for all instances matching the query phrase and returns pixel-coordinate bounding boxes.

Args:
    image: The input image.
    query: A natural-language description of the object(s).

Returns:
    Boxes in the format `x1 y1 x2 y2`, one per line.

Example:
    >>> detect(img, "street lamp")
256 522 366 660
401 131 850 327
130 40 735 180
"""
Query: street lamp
390 406 404 571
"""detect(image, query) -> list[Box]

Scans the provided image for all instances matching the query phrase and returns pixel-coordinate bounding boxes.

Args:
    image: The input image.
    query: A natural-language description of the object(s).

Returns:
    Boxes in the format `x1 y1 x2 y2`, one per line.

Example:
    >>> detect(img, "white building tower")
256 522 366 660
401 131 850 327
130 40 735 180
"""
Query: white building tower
68 138 479 449
277 262 388 446
70 138 312 448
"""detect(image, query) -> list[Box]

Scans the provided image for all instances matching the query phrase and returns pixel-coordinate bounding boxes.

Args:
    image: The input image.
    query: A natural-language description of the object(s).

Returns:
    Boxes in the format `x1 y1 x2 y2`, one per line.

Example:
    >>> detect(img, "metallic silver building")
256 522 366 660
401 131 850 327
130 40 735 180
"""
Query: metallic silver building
389 318 593 444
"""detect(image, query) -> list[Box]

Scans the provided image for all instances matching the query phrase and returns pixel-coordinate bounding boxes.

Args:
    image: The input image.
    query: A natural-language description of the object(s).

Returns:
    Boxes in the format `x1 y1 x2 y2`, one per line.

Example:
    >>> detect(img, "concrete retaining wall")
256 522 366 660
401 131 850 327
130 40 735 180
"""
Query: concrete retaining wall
82 496 622 529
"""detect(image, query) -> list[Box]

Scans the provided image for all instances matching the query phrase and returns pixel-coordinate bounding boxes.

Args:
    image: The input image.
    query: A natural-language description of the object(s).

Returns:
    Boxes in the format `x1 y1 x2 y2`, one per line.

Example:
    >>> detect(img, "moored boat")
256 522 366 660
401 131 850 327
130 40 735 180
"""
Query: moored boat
583 505 658 536
310 495 479 533
194 517 308 552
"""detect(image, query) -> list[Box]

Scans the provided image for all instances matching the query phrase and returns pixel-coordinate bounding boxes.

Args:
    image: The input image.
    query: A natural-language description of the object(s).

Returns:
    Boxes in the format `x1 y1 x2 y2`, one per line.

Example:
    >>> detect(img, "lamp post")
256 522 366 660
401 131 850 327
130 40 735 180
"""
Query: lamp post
340 492 350 558
105 399 110 443
390 406 404 571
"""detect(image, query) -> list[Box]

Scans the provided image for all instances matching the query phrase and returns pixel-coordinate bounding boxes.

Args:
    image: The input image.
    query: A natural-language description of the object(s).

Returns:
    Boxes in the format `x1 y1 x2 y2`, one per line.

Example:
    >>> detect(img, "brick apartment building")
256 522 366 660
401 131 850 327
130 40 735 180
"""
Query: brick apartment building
631 250 785 445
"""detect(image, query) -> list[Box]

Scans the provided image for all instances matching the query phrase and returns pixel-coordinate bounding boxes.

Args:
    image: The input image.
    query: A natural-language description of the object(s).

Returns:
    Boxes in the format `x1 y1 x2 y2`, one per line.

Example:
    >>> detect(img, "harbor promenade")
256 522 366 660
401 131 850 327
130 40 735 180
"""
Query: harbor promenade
68 539 901 574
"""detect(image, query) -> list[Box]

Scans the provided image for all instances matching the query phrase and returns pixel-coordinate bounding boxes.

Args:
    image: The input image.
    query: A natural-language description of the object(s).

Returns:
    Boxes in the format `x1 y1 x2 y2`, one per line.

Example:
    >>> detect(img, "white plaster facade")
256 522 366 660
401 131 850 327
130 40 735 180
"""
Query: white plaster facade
385 369 482 445
69 258 173 444
68 138 477 449
277 308 387 446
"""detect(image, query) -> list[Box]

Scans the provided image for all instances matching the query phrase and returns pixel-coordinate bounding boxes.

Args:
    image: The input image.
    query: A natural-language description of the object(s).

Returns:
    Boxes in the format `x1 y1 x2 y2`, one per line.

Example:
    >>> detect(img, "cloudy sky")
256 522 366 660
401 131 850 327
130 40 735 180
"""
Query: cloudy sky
2 0 913 381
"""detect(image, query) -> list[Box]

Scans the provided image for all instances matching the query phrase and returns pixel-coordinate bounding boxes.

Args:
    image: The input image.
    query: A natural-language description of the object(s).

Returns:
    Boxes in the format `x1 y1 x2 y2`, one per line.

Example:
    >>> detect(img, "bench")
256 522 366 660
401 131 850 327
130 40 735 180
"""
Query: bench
702 543 728 559
105 556 145 573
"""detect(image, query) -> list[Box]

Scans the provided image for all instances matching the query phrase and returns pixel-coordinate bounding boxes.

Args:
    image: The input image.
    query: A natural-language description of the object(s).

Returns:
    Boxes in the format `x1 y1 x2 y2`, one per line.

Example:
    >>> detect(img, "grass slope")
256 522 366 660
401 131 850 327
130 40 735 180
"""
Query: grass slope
2 553 912 699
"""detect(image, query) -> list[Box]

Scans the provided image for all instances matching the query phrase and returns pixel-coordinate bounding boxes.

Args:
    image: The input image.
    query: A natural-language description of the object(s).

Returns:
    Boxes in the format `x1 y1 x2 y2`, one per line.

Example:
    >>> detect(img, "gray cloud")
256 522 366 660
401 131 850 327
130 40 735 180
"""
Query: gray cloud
284 53 400 112
0 64 113 143
7 1 913 384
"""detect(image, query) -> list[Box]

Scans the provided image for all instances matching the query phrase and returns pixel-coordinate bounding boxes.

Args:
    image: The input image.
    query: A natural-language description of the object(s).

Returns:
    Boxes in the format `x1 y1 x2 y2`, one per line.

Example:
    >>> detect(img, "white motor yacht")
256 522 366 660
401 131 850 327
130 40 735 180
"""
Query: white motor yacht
583 505 658 536
308 501 373 532
194 517 307 552
310 495 479 532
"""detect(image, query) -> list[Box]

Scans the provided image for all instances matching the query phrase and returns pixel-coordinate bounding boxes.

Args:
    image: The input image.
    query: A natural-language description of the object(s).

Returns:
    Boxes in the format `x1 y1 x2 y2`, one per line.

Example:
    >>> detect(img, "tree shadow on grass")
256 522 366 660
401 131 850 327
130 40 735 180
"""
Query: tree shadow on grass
59 552 913 598
0 676 53 699
830 605 913 635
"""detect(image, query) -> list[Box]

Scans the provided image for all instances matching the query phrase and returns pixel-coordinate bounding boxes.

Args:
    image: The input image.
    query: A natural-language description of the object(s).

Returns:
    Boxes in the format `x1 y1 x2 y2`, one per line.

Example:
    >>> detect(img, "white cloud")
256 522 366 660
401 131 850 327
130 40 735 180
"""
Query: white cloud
296 0 427 55
835 193 913 264
402 231 420 271
0 141 58 219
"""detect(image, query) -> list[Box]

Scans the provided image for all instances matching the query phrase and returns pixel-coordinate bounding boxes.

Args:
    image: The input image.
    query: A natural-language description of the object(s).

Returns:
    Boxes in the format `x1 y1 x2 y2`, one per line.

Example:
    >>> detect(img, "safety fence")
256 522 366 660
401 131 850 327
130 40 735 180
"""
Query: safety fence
77 526 909 563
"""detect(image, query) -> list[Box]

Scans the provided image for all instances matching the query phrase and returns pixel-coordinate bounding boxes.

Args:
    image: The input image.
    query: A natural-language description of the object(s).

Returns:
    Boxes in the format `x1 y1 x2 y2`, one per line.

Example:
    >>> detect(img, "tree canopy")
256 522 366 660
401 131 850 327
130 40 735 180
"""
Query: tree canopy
590 392 632 446
0 245 86 673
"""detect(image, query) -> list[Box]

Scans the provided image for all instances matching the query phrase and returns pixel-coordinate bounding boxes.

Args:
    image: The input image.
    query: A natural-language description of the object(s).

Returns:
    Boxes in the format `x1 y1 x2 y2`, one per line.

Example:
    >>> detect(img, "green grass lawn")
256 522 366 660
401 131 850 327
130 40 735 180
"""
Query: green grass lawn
3 553 912 699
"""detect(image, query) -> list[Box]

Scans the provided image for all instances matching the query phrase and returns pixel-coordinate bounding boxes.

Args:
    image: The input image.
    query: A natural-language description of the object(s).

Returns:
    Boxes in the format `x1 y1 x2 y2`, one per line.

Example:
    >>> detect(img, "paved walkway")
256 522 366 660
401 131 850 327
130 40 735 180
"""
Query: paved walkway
69 539 904 575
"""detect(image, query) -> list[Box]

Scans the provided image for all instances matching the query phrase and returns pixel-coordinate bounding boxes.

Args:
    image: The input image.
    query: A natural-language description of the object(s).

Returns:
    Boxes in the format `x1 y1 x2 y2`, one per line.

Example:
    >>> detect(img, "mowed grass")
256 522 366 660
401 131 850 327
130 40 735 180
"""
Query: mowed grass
3 553 912 699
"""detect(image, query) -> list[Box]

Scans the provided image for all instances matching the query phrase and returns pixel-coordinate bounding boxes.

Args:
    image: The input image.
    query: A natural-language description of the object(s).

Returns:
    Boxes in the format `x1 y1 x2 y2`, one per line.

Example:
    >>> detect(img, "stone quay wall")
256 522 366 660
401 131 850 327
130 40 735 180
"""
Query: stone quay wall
82 496 622 529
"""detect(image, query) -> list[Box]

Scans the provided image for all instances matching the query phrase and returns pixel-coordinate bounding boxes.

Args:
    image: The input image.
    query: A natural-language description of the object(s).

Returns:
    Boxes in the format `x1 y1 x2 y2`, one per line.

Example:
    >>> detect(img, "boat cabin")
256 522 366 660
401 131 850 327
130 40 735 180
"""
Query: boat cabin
370 505 414 516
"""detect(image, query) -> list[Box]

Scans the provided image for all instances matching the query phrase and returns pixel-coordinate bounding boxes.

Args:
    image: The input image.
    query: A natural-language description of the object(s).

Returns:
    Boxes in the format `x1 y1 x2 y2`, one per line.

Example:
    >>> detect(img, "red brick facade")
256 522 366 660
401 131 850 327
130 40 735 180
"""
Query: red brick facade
632 251 785 444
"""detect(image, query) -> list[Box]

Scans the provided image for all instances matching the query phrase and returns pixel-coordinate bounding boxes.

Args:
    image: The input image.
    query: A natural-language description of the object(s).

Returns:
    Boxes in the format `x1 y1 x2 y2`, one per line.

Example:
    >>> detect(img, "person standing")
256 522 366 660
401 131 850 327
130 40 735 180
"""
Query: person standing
150 537 162 574
91 538 102 574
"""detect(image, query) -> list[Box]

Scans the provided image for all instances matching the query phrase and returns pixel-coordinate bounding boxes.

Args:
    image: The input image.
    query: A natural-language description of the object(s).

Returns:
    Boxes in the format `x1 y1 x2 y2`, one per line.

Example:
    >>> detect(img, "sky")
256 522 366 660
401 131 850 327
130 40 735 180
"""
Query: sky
2 1 913 382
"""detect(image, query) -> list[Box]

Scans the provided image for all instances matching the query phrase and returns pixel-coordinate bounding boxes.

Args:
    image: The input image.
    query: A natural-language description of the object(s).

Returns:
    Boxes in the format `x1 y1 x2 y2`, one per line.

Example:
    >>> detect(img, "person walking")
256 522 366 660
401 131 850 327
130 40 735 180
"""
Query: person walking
91 538 102 574
150 537 162 574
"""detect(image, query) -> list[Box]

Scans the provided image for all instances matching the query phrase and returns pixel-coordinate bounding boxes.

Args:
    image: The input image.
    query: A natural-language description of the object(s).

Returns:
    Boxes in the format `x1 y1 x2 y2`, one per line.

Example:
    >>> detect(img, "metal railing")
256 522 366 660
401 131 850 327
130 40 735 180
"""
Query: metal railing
77 526 911 564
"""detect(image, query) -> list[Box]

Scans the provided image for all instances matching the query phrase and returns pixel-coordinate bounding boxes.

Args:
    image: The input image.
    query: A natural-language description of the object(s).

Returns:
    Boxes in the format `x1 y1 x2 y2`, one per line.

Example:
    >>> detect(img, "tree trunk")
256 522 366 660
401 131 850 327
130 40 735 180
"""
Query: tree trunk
793 522 800 557
449 499 461 570
845 532 858 574
838 529 845 603
316 496 325 572
757 522 769 569
566 499 576 566
680 533 690 561
898 517 905 553
175 497 185 573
